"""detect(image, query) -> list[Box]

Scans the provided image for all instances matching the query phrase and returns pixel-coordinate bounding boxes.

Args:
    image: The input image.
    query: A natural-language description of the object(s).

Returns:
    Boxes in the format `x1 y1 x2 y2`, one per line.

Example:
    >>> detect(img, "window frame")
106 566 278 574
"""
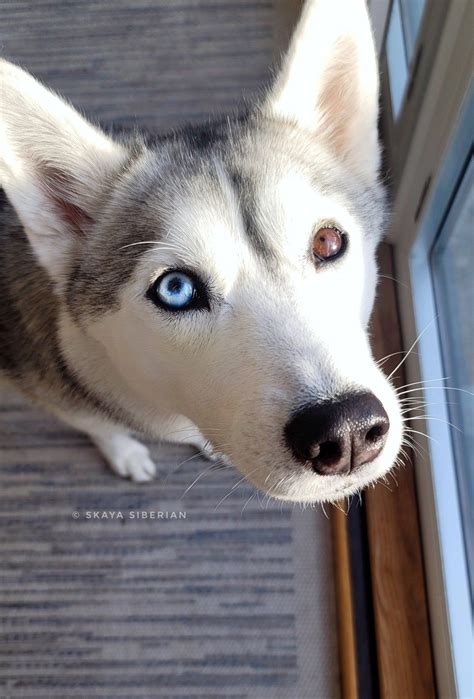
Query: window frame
408 92 473 699
380 1 473 696
378 0 449 187
429 152 473 580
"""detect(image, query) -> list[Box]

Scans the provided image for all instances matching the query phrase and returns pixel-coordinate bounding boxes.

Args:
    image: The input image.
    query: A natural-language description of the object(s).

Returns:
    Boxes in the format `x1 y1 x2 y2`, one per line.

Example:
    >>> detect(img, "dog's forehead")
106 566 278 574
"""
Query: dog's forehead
124 117 384 255
161 141 370 269
125 123 385 290
155 160 308 277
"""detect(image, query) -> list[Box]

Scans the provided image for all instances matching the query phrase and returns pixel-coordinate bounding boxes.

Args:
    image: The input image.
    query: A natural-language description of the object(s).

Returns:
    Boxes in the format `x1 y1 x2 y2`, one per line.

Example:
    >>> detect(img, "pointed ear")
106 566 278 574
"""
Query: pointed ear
265 0 380 181
0 59 128 282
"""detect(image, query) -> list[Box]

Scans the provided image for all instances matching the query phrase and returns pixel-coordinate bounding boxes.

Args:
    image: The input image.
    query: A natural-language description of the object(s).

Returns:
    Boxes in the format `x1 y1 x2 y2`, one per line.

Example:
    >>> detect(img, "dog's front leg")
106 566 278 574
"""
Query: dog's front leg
55 411 156 483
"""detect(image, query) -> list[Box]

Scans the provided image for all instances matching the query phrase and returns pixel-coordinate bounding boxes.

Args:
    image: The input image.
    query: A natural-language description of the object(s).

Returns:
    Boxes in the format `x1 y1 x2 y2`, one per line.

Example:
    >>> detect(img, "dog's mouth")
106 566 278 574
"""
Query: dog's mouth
214 381 403 504
244 457 393 504
204 434 400 504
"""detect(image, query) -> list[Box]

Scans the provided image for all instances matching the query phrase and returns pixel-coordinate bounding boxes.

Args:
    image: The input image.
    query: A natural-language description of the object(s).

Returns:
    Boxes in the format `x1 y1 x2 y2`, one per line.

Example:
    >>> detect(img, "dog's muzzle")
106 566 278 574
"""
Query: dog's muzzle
284 392 389 476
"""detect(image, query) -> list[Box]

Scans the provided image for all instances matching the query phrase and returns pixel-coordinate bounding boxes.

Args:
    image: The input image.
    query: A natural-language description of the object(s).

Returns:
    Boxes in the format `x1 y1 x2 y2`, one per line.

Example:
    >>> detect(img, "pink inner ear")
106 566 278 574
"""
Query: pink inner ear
42 165 93 236
317 37 360 157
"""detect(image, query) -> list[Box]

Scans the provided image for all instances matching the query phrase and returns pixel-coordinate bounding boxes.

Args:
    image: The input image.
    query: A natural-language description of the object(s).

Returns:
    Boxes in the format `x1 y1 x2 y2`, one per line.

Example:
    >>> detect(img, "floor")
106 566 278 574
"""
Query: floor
0 1 339 697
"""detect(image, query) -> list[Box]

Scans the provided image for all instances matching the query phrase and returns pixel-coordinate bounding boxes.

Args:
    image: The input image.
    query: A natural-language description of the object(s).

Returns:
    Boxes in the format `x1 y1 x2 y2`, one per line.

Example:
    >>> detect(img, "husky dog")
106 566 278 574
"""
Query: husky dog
0 0 403 502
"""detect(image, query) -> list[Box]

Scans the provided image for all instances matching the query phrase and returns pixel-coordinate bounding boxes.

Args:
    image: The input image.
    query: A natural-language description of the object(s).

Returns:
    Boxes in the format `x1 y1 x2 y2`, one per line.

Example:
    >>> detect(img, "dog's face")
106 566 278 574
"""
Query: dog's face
0 0 404 502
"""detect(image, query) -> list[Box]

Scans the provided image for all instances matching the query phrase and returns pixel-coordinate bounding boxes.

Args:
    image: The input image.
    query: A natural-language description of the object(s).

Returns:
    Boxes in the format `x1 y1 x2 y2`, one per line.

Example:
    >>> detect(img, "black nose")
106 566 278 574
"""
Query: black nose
284 392 389 476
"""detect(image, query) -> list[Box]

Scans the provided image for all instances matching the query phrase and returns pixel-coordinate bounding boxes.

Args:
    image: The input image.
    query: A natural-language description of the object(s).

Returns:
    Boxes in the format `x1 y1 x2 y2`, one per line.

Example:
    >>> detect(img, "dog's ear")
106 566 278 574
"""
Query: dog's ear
265 0 380 181
0 59 128 282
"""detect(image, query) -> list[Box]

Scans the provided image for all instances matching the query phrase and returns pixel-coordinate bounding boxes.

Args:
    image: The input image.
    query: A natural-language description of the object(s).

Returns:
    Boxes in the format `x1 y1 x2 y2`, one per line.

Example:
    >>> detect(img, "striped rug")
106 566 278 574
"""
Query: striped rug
0 384 339 697
1 1 339 695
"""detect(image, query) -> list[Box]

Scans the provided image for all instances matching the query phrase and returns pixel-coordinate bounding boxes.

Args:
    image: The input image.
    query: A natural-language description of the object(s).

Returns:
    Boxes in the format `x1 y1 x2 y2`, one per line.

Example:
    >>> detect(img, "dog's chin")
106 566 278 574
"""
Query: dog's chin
226 432 403 504
241 460 395 504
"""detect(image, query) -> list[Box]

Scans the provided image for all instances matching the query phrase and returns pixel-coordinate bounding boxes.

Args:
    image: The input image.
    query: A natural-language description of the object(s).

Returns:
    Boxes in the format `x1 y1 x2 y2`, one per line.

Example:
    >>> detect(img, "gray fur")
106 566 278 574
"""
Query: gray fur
227 168 279 263
0 189 136 426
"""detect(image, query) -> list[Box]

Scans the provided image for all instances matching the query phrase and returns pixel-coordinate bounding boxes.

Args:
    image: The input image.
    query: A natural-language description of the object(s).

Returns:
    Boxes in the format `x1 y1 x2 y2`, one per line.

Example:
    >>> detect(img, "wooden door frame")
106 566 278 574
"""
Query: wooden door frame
331 244 436 698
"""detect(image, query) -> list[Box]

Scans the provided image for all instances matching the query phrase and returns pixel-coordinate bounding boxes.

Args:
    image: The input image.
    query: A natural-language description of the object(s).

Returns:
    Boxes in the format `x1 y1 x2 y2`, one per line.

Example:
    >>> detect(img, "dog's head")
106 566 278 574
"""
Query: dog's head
0 0 403 502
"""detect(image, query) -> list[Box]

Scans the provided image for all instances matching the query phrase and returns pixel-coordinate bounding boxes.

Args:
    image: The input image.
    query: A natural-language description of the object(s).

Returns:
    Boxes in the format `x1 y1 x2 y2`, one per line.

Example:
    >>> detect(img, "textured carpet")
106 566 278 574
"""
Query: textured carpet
0 385 339 697
0 1 339 696
0 0 291 132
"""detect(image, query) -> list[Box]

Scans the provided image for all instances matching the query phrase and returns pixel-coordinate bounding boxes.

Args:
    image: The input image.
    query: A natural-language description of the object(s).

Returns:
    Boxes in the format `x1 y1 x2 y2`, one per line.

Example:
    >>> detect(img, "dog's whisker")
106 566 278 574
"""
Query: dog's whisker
264 468 280 486
163 425 225 434
264 473 289 500
398 446 410 463
241 491 258 516
401 436 427 459
181 461 225 497
378 478 393 493
163 426 224 437
378 273 410 290
401 409 426 417
256 491 266 510
401 398 458 409
260 474 282 508
397 386 473 398
168 449 207 474
403 415 463 433
331 498 348 515
214 467 262 511
376 349 420 367
214 481 247 511
388 318 438 381
400 403 429 411
118 240 183 251
388 470 399 487
400 401 459 417
399 394 429 401
400 402 427 412
404 427 438 445
395 377 450 392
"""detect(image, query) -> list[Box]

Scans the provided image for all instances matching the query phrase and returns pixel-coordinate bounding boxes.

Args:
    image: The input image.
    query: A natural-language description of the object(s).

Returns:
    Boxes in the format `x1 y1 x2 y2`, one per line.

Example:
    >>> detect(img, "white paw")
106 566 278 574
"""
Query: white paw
111 445 157 482
95 436 157 483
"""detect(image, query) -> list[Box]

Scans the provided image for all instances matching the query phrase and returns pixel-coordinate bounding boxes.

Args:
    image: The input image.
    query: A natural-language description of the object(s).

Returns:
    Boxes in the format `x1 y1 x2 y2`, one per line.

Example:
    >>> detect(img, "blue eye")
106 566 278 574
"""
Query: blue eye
149 270 209 312
157 272 194 308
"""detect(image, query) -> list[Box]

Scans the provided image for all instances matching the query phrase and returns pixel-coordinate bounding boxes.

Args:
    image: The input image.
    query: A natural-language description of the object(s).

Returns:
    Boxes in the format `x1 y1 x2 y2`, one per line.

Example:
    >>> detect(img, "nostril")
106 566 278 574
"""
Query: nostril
310 439 349 476
352 412 390 470
365 421 389 444
318 440 342 466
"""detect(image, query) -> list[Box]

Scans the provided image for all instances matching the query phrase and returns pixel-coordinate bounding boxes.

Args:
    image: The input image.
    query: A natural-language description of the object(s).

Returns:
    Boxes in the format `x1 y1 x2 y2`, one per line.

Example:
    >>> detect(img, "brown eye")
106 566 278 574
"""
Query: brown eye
312 226 345 261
